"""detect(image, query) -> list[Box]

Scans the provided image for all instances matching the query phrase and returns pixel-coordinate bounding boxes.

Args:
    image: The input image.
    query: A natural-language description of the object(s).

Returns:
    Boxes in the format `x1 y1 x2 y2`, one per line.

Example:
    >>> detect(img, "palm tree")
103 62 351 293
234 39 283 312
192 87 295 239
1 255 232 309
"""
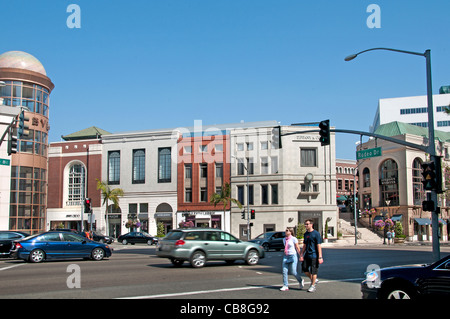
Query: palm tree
210 182 243 223
96 179 124 236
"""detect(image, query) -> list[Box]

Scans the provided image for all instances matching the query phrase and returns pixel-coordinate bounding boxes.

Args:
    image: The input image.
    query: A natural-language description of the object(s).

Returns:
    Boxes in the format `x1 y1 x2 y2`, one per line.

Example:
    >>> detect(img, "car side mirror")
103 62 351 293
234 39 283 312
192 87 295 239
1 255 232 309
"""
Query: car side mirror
82 240 87 244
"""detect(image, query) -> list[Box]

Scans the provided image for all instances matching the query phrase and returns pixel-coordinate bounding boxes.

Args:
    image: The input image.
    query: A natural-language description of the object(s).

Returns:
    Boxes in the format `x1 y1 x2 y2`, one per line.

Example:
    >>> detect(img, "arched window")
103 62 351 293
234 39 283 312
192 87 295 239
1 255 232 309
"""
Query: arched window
412 158 424 205
68 164 85 203
362 167 370 187
379 159 399 206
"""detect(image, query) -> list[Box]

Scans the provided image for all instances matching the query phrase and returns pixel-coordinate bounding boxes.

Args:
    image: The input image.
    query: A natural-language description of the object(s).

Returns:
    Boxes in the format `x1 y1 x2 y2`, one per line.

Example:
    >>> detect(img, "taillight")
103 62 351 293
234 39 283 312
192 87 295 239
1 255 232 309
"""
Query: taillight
15 242 23 249
175 240 185 247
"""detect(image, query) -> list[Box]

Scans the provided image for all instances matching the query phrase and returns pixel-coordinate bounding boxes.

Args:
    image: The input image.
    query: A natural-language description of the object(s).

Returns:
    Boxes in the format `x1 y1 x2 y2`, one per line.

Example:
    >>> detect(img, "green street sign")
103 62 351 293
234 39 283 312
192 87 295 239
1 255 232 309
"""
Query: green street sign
356 147 382 160
0 158 11 166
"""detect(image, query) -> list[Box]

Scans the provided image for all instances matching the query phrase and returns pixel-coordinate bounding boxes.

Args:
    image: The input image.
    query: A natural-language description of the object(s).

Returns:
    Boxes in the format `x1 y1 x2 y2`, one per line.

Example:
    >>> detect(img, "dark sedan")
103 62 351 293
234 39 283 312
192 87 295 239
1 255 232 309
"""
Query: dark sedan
10 231 112 263
0 231 29 257
248 231 284 251
361 254 450 299
117 231 158 245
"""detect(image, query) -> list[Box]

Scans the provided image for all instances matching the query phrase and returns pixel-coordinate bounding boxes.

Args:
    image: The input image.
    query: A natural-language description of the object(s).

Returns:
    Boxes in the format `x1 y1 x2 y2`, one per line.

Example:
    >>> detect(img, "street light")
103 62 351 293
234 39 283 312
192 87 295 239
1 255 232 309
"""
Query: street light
345 47 440 261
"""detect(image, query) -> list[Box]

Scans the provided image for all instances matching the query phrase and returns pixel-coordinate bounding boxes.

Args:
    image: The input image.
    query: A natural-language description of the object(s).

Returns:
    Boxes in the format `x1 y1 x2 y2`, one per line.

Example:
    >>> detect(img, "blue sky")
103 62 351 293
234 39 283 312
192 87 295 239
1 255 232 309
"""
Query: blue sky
1 0 450 159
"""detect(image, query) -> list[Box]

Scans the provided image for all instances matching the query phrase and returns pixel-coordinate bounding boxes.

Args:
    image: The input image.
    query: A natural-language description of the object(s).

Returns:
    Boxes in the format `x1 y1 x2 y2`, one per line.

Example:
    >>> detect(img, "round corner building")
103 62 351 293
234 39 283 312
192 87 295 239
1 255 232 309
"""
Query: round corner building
0 51 54 234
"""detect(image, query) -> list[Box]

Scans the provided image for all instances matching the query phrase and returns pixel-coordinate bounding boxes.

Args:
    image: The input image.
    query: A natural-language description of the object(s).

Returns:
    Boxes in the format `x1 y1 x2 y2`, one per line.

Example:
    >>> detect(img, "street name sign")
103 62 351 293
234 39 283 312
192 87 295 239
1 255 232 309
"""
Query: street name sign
356 147 382 160
0 158 10 166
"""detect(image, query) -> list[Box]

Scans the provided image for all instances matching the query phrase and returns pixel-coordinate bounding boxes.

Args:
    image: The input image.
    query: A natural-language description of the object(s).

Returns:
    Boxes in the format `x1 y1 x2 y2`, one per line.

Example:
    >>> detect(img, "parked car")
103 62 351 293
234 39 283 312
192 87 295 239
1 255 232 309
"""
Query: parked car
0 231 29 257
156 228 265 268
10 231 112 263
361 254 450 299
91 231 114 244
248 231 285 251
117 231 158 245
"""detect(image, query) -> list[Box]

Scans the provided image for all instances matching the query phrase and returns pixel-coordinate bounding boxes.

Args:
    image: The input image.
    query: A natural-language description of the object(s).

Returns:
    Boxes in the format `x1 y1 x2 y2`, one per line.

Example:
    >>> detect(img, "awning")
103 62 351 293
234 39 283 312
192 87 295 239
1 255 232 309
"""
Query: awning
414 218 432 226
391 215 403 222
336 195 347 201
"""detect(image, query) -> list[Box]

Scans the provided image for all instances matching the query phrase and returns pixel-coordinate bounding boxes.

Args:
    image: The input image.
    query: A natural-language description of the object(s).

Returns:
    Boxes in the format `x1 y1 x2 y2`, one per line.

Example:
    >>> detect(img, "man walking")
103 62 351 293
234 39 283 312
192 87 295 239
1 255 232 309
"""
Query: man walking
300 219 323 293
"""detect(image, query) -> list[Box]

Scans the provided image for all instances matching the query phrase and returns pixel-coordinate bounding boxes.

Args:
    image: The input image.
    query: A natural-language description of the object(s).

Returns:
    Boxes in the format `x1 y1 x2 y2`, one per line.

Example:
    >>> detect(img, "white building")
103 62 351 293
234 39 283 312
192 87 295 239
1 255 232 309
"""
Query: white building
229 124 337 240
101 128 178 237
370 91 450 133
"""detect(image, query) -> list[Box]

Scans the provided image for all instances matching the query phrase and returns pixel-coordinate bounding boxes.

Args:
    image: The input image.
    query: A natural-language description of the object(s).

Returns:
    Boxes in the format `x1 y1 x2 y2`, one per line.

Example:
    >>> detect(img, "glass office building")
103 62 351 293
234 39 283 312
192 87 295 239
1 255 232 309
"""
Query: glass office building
0 51 54 234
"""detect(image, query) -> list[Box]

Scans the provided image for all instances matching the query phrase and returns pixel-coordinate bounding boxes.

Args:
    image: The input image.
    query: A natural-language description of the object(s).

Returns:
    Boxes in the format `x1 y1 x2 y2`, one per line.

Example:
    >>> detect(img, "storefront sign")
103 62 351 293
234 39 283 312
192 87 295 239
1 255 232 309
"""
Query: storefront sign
380 177 397 185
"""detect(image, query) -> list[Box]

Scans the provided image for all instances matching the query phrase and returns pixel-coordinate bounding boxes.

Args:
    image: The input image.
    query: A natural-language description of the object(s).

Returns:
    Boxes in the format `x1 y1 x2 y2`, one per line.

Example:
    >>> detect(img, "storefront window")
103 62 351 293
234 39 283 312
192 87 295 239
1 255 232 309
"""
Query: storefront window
379 159 399 206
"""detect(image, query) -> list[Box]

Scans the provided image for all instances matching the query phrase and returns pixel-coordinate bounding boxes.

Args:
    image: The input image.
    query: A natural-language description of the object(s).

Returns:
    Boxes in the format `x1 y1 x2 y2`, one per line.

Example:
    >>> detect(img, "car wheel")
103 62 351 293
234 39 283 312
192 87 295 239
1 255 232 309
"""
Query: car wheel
29 249 45 263
262 243 270 252
190 250 206 268
245 249 259 265
91 248 105 261
122 239 128 245
381 284 416 299
147 240 152 245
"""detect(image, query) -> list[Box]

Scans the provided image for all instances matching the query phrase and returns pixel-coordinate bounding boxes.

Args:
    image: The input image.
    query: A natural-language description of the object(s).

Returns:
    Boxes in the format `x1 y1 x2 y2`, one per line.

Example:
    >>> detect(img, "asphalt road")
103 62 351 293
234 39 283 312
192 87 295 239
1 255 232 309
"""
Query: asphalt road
0 243 448 302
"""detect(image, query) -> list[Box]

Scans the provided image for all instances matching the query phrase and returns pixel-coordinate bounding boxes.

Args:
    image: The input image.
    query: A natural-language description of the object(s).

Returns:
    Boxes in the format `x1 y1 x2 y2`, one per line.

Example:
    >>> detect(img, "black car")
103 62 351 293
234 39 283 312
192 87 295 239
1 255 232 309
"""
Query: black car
91 231 114 244
248 231 285 251
117 232 158 245
361 254 450 299
0 231 29 257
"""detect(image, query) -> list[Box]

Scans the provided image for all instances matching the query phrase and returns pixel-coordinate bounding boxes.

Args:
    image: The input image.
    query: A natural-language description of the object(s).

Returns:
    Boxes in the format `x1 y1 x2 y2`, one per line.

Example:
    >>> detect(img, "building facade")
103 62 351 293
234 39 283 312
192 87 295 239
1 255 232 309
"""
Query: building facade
47 127 108 231
230 124 337 240
101 128 178 237
0 51 54 234
358 121 449 242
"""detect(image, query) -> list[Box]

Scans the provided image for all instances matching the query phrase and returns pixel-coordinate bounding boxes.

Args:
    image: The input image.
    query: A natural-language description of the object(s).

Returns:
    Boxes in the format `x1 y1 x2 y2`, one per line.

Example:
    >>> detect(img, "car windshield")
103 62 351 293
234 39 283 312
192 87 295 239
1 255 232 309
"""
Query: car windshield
255 233 274 239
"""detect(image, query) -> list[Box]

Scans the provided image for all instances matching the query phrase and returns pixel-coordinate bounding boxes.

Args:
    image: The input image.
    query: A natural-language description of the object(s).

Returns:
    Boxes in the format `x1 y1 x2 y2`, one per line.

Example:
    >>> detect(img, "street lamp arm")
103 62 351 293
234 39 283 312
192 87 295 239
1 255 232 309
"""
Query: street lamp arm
345 47 426 61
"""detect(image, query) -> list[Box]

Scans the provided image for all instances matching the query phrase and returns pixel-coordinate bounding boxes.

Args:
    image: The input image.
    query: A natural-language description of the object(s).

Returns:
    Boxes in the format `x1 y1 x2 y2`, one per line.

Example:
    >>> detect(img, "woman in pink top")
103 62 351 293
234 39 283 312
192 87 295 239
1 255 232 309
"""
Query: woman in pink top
280 227 304 291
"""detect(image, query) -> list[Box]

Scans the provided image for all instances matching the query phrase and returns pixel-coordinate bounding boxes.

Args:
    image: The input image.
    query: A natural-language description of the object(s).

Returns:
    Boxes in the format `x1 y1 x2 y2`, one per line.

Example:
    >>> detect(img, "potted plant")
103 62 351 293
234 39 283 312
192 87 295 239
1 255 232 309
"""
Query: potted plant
323 219 329 243
394 221 406 244
296 222 306 244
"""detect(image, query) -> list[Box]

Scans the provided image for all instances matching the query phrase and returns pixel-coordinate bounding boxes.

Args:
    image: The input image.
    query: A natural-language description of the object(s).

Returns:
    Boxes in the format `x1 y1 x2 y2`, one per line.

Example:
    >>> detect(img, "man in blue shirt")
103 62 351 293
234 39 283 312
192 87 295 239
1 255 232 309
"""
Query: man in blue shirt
300 219 323 293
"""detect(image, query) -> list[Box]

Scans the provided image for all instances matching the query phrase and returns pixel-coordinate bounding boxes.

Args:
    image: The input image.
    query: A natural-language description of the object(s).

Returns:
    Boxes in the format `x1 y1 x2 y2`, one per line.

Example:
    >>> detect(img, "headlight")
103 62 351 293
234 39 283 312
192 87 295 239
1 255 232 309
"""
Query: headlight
365 271 378 282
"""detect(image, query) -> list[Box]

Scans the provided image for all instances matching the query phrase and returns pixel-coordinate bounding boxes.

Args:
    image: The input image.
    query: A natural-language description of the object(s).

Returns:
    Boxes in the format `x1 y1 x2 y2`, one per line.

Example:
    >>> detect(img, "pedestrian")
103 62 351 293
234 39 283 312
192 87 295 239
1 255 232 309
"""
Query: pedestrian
280 227 304 291
391 229 395 245
386 230 392 245
300 219 323 293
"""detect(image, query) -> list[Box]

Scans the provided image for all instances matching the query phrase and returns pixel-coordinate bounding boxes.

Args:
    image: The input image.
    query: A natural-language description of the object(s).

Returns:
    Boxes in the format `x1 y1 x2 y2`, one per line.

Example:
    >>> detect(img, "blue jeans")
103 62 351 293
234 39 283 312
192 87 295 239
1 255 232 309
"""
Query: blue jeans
282 254 303 286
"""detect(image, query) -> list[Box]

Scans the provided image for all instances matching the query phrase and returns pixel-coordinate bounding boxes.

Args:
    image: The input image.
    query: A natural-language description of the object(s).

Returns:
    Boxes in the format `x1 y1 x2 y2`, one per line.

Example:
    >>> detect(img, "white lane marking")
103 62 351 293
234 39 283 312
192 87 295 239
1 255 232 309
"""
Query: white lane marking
0 263 25 271
116 277 364 299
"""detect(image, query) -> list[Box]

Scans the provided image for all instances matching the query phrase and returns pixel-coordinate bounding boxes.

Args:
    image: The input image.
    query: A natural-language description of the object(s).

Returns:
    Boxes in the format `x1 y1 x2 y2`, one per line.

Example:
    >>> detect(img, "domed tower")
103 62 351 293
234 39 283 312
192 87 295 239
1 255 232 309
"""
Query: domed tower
0 51 54 234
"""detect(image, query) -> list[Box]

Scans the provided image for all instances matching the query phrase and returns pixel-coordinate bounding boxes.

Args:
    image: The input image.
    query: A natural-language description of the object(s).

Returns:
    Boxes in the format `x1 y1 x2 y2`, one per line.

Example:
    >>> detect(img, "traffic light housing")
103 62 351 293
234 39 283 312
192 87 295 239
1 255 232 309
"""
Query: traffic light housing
84 198 92 214
422 200 434 212
18 111 29 139
241 210 246 220
421 157 443 193
318 120 330 146
250 209 255 219
271 126 282 149
7 128 18 155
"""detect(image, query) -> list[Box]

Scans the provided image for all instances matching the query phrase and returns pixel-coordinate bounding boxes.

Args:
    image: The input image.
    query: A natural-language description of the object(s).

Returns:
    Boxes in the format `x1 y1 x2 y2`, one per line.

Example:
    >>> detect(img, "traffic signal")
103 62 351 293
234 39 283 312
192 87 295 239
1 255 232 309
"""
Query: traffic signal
17 111 29 139
250 209 255 219
241 210 246 220
421 161 437 191
7 128 18 155
318 120 330 146
422 200 434 212
84 198 92 214
271 126 282 149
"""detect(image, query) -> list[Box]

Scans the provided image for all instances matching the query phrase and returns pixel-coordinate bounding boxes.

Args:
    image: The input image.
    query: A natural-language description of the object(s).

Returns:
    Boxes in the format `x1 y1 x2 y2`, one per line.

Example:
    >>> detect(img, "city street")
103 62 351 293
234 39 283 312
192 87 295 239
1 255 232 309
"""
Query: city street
1 243 448 300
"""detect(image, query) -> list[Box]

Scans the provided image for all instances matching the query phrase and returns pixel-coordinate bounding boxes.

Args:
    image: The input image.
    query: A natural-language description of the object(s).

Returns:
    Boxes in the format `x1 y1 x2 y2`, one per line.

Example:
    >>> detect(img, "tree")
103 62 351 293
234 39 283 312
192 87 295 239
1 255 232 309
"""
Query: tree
96 179 124 236
210 182 243 221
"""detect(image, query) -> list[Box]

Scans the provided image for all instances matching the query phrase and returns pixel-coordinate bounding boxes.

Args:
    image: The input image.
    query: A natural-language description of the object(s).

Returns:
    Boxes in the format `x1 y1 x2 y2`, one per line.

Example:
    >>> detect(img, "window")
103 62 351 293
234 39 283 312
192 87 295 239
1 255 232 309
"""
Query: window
237 186 244 205
185 164 192 179
261 157 269 174
108 151 120 184
271 156 278 174
237 158 245 175
215 163 223 178
271 184 278 204
300 148 317 167
412 158 424 205
261 141 268 150
379 159 399 206
200 187 208 202
132 149 145 184
200 163 208 178
158 148 171 183
68 164 85 202
215 144 223 152
183 146 192 154
199 144 208 153
363 167 370 187
236 143 244 151
185 188 192 203
249 185 254 205
261 185 269 204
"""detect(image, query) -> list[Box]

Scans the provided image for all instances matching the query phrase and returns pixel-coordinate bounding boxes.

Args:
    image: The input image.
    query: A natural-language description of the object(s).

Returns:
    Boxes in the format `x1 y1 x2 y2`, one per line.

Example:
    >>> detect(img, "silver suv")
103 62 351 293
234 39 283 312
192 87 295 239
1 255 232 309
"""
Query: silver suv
156 228 265 268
